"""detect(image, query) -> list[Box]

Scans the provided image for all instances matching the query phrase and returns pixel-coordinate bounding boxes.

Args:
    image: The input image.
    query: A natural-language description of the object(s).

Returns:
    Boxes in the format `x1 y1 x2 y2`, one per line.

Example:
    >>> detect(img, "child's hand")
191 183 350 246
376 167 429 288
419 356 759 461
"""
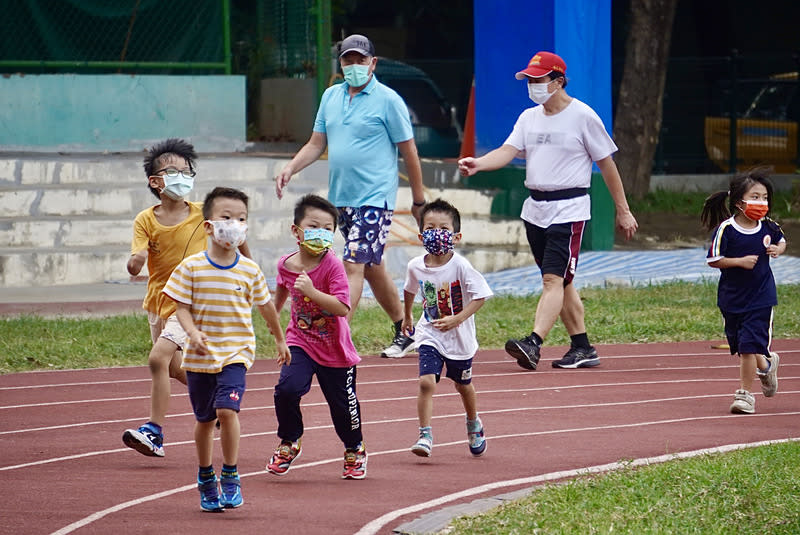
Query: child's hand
294 270 315 296
188 329 209 355
401 317 415 337
432 315 460 332
738 255 759 269
276 341 291 366
766 244 783 258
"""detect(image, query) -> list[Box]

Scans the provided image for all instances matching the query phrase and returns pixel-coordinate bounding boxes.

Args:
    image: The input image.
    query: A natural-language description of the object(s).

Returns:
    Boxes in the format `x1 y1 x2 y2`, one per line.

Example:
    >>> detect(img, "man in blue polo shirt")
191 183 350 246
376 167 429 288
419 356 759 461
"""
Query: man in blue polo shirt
275 33 426 358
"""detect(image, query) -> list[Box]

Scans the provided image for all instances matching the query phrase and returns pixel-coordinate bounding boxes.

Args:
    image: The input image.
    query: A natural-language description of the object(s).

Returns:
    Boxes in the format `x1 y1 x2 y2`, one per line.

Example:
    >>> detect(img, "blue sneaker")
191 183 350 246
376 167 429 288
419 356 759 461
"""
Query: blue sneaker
198 476 224 512
467 417 486 457
122 423 165 457
410 429 433 457
220 474 243 508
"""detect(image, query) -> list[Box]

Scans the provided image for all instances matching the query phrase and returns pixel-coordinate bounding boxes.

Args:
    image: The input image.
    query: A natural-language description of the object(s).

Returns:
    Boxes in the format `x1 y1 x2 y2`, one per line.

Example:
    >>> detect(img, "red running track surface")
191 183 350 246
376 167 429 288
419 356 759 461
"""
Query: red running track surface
1 339 798 535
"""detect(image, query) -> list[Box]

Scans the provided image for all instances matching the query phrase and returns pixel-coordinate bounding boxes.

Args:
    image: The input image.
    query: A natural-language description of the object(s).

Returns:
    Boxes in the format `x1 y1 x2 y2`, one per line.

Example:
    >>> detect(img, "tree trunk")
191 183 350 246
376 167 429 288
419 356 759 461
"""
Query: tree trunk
613 0 678 200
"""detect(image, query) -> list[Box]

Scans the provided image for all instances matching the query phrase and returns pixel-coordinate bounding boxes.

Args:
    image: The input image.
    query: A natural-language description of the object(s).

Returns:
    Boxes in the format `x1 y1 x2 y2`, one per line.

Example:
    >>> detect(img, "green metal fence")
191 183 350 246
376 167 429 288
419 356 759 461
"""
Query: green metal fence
0 0 232 73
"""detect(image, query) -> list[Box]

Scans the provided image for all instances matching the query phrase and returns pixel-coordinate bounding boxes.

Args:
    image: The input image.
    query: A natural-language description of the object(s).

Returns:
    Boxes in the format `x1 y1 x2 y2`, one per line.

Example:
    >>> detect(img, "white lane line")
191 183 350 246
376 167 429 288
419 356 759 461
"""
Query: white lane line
354 437 800 535
5 392 799 472
48 432 800 535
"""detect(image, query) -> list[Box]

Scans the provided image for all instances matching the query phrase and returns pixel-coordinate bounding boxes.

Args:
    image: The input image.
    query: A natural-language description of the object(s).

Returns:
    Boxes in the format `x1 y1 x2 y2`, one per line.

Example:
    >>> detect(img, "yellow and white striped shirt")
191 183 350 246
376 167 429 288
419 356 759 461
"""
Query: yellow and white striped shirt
163 251 270 373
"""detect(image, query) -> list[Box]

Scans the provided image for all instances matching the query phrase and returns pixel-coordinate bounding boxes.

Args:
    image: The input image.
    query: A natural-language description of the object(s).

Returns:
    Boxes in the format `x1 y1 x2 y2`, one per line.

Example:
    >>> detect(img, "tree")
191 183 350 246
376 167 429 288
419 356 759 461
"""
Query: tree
613 0 678 199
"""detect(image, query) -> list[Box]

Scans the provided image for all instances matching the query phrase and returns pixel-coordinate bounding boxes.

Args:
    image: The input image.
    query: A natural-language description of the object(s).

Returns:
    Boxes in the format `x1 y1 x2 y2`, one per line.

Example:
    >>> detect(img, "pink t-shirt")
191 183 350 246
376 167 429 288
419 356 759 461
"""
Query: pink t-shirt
276 250 361 367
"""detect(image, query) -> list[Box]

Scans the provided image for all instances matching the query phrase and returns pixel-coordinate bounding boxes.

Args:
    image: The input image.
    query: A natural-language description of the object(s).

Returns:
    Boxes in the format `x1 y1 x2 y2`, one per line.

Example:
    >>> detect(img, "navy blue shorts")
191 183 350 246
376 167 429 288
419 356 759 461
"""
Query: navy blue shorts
722 306 773 356
418 344 473 385
337 206 393 266
186 363 247 423
524 220 585 285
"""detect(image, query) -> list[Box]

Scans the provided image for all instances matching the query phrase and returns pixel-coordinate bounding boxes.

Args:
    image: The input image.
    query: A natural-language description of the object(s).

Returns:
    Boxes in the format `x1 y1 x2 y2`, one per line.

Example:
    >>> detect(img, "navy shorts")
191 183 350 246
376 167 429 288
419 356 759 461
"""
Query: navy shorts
722 306 773 356
524 220 585 285
186 363 247 423
337 206 393 266
418 344 473 385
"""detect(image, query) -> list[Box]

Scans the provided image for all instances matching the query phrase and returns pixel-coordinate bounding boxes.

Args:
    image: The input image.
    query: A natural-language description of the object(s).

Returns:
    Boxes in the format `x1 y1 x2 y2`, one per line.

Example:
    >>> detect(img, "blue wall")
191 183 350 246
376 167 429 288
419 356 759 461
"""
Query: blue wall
0 75 246 152
473 0 612 154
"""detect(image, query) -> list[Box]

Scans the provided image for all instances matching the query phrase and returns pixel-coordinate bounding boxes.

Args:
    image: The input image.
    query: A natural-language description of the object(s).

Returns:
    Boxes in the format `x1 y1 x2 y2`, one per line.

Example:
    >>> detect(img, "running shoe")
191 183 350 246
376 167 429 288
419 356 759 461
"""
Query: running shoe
220 474 243 508
122 423 165 457
552 346 600 369
342 443 368 479
266 440 302 475
505 334 540 370
198 476 224 513
410 430 433 457
467 418 486 457
758 352 779 397
381 330 415 358
730 389 755 414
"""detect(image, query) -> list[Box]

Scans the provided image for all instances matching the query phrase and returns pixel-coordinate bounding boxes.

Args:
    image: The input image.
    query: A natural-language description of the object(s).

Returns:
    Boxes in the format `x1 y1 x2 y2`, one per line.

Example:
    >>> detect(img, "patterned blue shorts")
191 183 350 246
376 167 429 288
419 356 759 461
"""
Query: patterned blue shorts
337 206 393 266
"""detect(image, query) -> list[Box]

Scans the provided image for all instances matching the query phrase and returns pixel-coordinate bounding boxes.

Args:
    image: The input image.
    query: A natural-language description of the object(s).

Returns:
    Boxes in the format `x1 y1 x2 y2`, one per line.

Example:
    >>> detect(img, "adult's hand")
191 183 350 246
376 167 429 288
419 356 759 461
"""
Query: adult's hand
616 210 639 241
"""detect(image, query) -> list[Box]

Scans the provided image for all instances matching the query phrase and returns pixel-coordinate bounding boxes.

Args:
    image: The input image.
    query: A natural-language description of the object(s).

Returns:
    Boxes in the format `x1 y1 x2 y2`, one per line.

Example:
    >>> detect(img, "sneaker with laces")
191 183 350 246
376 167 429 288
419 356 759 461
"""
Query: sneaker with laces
757 352 779 397
730 389 755 414
342 443 368 479
220 474 243 508
410 430 433 457
552 346 600 369
504 334 540 370
198 476 224 512
122 423 165 457
266 440 302 475
467 418 486 457
381 330 415 358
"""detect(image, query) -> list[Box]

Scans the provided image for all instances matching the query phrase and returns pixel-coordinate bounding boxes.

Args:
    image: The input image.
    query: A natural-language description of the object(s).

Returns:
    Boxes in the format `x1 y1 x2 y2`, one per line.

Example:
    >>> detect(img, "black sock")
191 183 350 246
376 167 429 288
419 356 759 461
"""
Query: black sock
221 464 238 478
198 465 215 481
530 332 543 346
394 319 403 335
570 333 591 350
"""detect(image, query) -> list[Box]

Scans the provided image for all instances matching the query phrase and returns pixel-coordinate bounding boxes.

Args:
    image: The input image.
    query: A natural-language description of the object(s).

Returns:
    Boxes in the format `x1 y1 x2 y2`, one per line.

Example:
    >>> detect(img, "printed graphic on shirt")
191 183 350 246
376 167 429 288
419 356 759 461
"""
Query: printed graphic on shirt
421 279 464 321
528 132 566 146
763 234 771 248
292 294 335 341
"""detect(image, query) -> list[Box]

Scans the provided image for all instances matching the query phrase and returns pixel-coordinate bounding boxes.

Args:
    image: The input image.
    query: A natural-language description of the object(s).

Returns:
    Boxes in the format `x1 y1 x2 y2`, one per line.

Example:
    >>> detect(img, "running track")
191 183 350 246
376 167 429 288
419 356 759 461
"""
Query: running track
1 340 798 535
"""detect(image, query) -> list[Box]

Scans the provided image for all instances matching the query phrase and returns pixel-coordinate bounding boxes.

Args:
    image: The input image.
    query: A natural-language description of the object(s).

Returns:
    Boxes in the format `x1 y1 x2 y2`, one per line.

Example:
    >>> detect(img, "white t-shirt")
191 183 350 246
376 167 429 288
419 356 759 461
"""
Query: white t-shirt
504 98 618 228
404 252 493 360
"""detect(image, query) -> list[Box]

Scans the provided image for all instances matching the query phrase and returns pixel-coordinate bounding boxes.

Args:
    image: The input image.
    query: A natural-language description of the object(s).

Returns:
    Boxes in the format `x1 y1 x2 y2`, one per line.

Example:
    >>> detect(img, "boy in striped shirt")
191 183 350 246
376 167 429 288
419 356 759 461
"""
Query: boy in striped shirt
163 187 290 512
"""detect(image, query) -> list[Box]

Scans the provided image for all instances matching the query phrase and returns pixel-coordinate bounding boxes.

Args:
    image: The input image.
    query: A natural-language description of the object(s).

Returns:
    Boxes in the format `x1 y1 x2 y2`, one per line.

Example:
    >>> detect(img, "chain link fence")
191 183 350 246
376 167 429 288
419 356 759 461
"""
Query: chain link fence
0 0 230 73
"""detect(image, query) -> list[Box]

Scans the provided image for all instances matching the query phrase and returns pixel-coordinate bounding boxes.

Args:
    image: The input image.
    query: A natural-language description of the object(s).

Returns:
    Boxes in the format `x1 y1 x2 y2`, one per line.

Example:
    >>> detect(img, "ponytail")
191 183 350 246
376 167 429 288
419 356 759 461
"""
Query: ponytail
701 190 730 230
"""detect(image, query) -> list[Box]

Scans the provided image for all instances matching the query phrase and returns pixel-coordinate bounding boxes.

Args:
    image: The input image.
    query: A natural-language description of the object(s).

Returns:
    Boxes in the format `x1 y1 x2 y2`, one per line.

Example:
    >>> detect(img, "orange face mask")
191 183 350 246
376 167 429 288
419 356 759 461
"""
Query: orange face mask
742 200 769 221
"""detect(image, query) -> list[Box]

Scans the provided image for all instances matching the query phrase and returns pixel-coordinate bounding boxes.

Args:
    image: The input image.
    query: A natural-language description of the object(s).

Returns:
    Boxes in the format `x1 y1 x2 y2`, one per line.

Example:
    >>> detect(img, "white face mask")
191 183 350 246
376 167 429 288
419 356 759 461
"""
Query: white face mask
160 173 194 200
208 220 247 250
528 82 554 105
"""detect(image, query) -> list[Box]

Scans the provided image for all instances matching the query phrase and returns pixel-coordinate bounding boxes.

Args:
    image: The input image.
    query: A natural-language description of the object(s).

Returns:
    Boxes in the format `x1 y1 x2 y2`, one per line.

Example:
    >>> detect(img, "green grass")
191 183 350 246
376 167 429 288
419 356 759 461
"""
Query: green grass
629 188 799 220
449 441 800 534
2 281 799 374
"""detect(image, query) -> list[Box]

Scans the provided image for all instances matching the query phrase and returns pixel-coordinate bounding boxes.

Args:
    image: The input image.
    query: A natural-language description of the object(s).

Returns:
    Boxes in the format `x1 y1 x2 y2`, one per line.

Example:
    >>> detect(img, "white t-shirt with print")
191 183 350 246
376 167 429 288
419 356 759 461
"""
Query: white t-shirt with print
404 252 493 360
504 98 617 228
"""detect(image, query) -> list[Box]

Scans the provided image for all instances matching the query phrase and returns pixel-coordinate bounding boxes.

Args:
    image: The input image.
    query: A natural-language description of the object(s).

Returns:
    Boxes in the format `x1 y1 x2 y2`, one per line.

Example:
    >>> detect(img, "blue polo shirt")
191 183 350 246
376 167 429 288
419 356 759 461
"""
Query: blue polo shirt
313 75 413 210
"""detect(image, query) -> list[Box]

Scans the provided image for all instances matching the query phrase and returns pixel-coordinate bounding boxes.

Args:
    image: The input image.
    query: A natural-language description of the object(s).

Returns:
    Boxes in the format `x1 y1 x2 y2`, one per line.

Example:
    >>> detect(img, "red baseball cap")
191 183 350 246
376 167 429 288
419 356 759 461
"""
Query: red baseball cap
515 51 567 79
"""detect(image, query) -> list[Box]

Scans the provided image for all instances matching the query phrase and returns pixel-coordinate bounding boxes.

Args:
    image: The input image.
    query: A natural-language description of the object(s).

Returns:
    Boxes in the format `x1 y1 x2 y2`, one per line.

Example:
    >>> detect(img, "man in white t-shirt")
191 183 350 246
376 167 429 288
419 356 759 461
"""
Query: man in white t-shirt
458 51 638 371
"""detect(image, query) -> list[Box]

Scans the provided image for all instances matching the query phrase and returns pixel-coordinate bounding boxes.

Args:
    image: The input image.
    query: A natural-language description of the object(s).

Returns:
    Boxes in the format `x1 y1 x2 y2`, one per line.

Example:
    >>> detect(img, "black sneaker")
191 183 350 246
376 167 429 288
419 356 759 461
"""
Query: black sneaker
505 335 541 370
381 330 415 358
552 346 600 369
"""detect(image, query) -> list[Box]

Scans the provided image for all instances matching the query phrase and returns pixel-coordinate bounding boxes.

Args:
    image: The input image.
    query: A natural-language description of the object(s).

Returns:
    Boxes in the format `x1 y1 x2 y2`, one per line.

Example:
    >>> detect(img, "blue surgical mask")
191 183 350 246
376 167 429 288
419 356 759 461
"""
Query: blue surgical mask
342 64 371 87
161 173 194 200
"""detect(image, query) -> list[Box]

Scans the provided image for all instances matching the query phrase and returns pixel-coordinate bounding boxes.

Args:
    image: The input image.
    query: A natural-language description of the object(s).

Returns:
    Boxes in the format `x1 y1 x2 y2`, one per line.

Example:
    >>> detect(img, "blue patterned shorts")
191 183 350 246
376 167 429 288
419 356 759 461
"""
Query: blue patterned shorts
337 206 393 266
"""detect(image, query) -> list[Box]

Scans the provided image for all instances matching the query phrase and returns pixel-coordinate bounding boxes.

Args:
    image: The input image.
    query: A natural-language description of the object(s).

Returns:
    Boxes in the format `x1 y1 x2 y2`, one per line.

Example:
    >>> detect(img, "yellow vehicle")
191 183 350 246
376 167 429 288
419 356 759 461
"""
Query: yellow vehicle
705 72 799 173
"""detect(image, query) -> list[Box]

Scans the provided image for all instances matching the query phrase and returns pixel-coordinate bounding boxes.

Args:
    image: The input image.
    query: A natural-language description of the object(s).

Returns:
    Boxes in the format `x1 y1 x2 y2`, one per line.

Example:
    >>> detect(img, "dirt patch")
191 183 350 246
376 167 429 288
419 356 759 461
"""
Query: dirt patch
614 212 799 257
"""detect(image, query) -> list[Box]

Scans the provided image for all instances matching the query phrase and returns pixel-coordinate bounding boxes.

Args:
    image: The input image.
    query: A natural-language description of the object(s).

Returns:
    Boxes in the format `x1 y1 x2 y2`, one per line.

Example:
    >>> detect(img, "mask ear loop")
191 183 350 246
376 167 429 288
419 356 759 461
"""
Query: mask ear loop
182 221 204 260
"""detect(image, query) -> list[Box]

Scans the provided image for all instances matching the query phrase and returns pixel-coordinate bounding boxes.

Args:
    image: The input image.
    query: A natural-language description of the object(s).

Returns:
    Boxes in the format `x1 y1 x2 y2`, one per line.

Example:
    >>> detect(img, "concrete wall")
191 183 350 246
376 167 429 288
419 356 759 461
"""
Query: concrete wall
0 75 246 153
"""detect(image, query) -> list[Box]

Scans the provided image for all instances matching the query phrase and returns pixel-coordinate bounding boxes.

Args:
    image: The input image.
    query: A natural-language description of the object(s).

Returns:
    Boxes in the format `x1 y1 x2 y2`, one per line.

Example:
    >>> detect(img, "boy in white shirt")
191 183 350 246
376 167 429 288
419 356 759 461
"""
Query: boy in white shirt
401 199 493 457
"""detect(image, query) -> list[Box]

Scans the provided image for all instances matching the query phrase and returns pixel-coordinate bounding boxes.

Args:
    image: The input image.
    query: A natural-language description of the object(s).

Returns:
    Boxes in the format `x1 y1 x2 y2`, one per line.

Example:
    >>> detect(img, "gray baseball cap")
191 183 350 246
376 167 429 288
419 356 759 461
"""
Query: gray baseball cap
338 34 375 57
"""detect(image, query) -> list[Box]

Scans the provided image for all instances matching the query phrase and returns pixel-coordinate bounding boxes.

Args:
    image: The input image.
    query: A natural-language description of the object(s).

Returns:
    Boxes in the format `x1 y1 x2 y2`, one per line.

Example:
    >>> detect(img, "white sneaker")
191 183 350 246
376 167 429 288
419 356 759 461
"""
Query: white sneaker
757 352 779 397
730 389 755 414
410 431 433 457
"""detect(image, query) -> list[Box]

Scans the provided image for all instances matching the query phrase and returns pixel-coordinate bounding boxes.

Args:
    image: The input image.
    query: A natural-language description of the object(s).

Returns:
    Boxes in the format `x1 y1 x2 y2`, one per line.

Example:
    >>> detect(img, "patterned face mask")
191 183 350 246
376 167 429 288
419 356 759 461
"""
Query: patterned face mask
208 220 247 250
299 227 334 256
421 228 454 256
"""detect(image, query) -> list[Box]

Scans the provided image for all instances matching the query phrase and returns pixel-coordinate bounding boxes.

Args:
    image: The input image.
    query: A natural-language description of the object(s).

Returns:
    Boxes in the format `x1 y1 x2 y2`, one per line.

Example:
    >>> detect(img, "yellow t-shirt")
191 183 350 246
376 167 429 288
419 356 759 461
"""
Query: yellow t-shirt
130 201 206 318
